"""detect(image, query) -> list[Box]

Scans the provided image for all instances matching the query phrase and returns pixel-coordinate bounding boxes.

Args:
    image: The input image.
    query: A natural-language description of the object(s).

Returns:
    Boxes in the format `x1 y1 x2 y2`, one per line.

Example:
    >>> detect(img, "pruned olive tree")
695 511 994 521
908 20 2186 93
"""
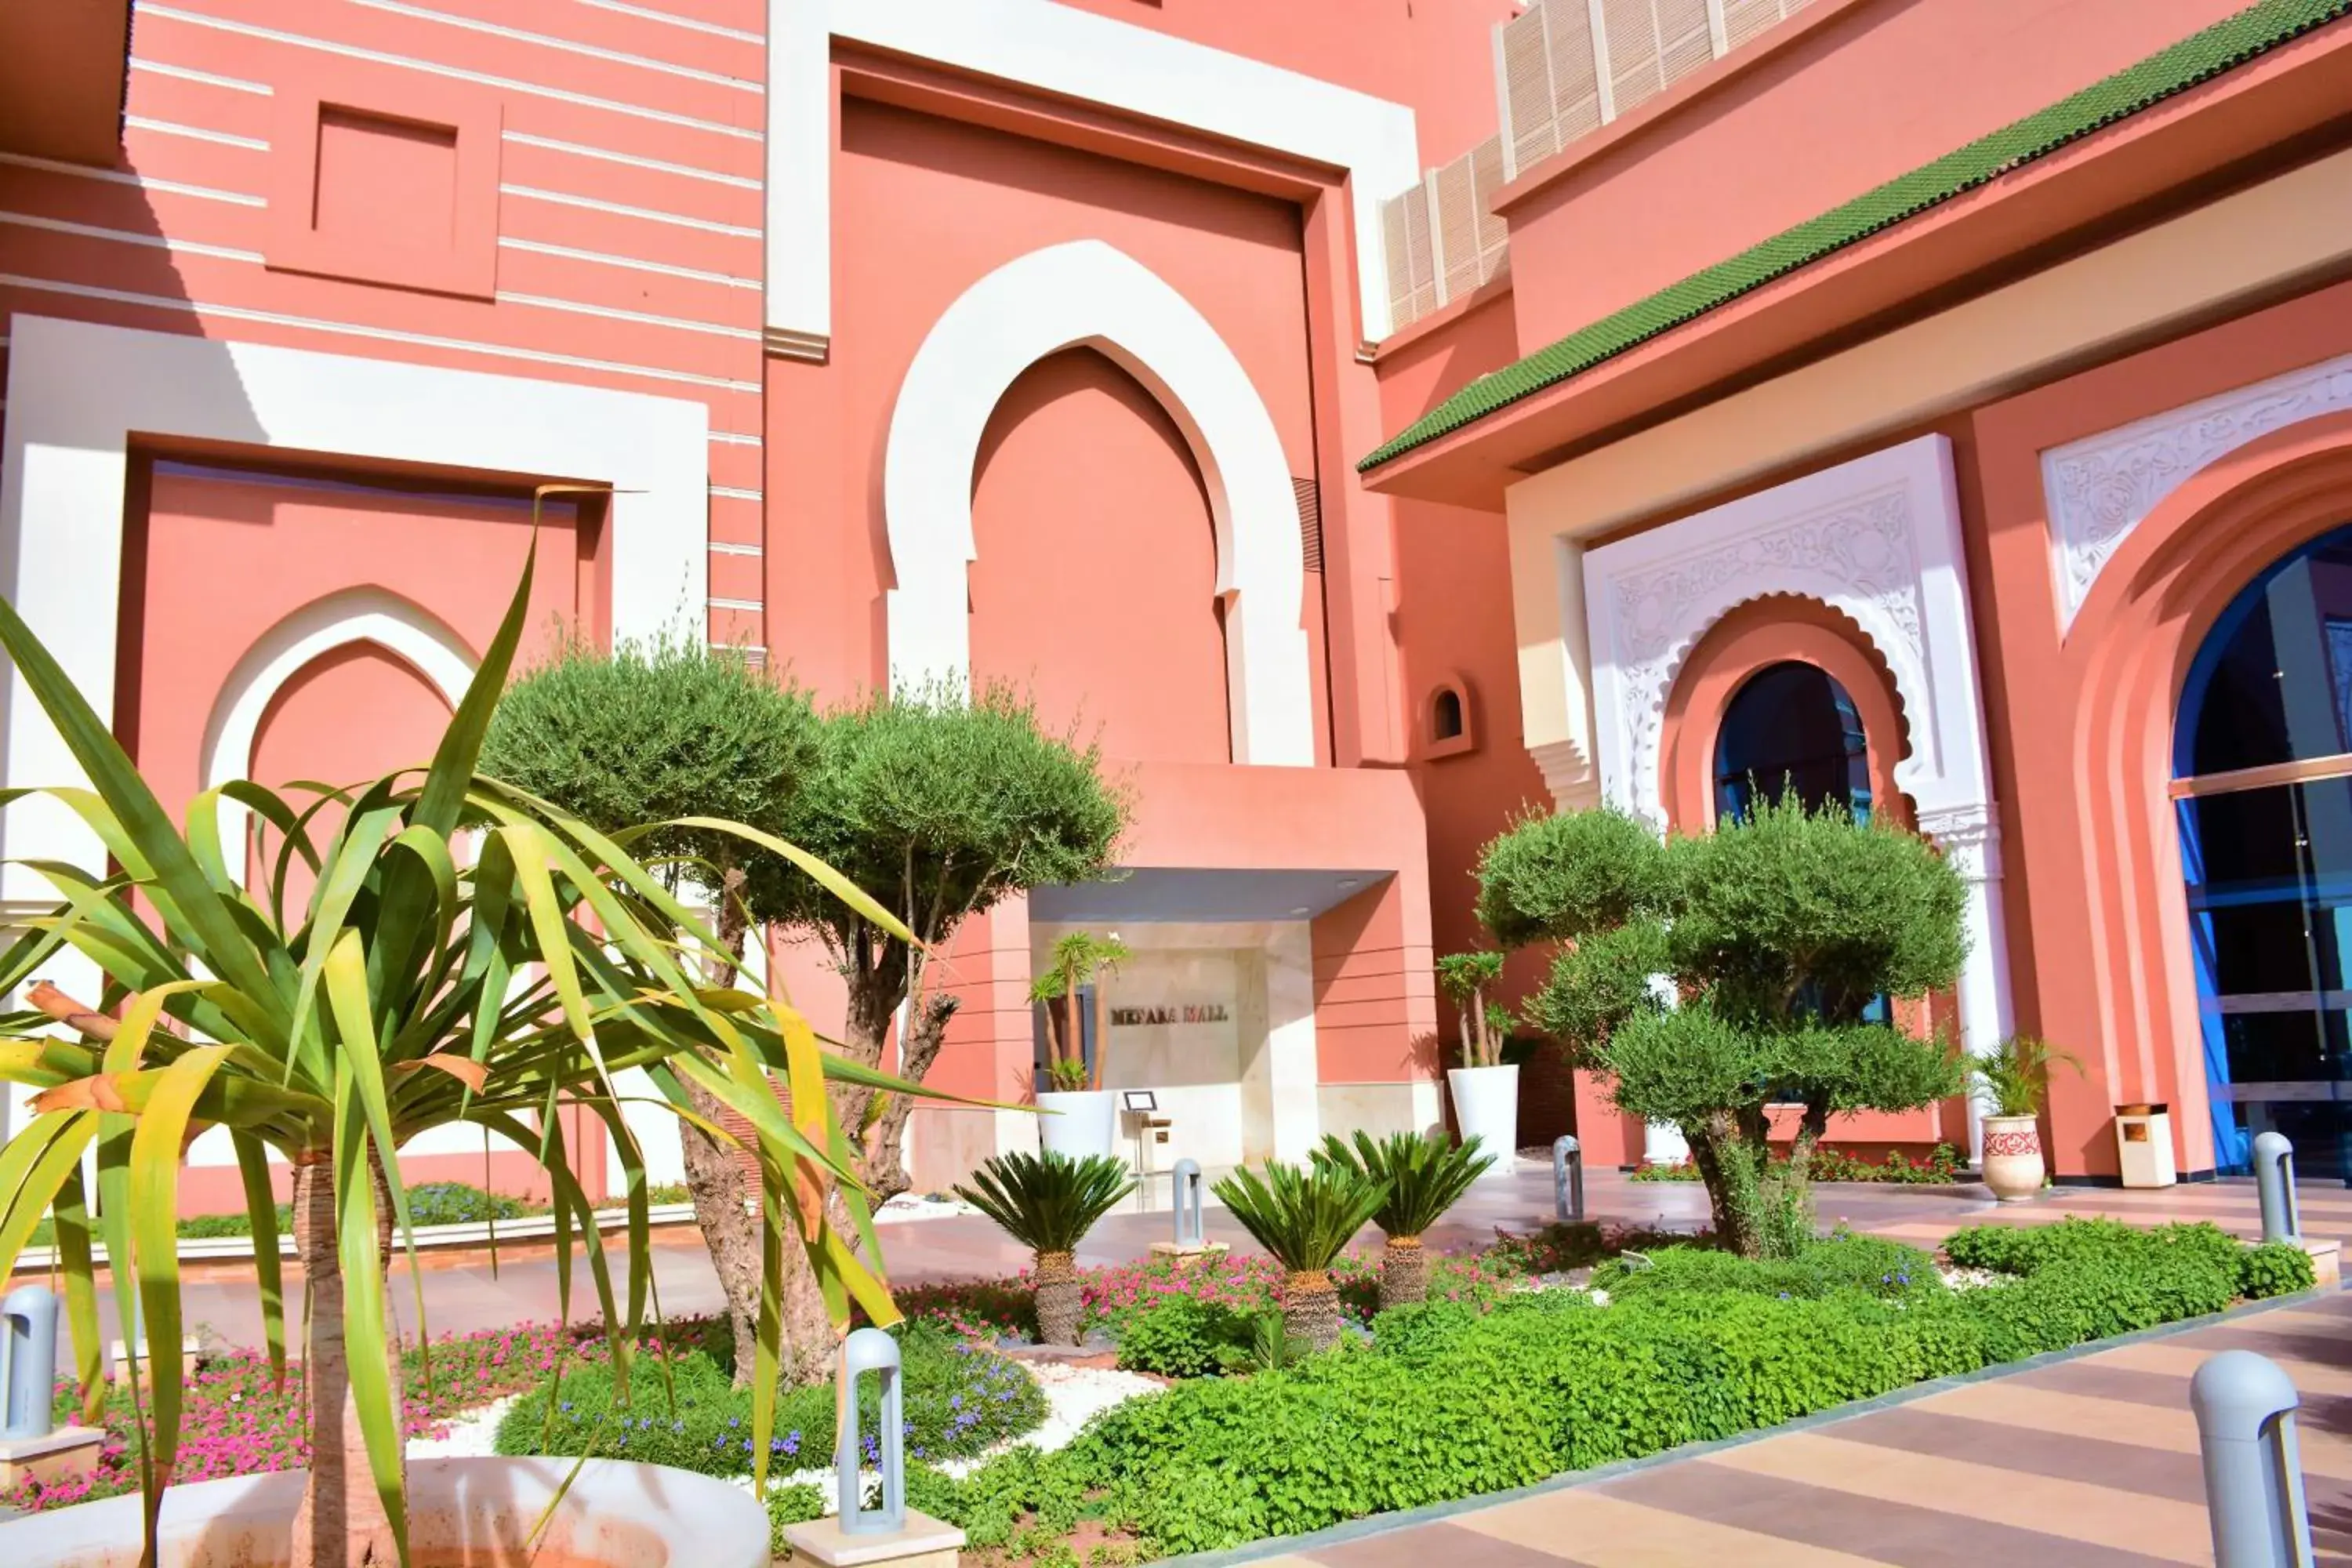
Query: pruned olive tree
1484 797 1966 1258
748 684 1127 1205
481 629 820 1384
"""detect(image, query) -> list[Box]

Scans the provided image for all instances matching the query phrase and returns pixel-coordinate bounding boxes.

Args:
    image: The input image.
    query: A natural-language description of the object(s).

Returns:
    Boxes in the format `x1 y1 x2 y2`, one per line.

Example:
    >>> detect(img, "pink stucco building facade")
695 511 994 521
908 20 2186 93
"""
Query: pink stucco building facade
8 0 2349 1201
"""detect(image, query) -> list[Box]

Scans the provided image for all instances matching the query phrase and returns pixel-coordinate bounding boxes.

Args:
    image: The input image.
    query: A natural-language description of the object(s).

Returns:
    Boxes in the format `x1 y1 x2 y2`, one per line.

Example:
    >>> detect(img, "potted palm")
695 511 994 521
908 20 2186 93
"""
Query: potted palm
0 528 937 1568
1973 1034 2082 1201
1436 951 1516 1176
953 1149 1136 1345
1211 1161 1388 1352
1030 931 1128 1159
1312 1131 1492 1308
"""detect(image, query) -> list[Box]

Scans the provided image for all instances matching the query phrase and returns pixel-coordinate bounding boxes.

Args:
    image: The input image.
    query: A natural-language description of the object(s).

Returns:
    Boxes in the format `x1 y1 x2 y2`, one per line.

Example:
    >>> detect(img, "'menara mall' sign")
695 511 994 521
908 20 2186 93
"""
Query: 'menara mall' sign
1109 1003 1232 1027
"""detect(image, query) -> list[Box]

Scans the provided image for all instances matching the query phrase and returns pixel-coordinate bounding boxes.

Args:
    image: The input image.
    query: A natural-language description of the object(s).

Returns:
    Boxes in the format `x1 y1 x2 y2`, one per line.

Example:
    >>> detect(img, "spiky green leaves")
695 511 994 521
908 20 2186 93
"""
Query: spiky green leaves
954 1149 1138 1257
1212 1161 1388 1275
1312 1131 1491 1242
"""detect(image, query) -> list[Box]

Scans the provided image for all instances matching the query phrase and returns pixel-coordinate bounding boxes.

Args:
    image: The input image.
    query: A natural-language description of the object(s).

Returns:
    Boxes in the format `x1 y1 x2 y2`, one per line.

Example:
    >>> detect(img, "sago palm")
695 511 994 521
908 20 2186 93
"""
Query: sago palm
0 520 934 1568
1211 1161 1388 1352
953 1150 1134 1345
1313 1131 1492 1308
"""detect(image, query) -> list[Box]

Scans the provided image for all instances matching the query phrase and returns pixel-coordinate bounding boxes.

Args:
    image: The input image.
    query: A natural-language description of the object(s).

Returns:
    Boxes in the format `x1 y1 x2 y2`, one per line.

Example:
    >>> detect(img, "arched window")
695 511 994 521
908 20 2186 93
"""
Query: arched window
2175 522 2352 1176
1712 661 1872 825
1432 688 1465 741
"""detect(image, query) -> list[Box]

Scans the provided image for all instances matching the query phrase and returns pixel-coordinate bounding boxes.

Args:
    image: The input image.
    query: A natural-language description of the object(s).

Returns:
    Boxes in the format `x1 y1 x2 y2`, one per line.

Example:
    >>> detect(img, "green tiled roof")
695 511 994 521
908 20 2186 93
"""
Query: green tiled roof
1359 0 2352 472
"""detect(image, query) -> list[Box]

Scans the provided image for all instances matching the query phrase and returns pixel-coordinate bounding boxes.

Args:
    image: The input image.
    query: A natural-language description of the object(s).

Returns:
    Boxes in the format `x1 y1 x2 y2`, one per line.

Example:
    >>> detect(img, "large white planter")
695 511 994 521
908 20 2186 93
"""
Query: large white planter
7 1456 768 1567
1447 1064 1520 1177
1980 1113 2046 1203
1036 1088 1117 1160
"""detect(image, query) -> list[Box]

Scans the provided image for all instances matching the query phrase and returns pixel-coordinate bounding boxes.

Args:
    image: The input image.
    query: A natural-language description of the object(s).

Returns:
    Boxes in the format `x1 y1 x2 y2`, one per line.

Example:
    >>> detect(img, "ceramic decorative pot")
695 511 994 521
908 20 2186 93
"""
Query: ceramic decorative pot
1980 1113 2046 1202
1036 1087 1118 1159
1447 1063 1521 1177
9 1456 768 1568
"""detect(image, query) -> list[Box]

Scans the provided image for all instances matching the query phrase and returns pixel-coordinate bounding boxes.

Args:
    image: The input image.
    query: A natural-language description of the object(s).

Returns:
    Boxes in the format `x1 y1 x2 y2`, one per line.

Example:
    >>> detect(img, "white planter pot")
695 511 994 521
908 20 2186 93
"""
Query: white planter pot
1036 1088 1118 1160
1980 1113 2046 1203
8 1456 768 1567
1447 1064 1520 1177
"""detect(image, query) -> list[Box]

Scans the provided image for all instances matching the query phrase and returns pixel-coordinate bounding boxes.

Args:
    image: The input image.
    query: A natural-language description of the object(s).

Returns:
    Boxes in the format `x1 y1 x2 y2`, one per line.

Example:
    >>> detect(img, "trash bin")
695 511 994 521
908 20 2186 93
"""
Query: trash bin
2114 1103 2176 1188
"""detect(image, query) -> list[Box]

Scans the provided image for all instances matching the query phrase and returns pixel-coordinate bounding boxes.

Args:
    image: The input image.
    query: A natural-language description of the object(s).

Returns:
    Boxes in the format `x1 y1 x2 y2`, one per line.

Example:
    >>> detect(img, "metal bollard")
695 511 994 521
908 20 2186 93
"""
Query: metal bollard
836 1327 906 1535
1 1286 58 1440
2192 1349 2314 1567
1553 1136 1584 1225
1171 1158 1203 1248
2255 1132 2302 1244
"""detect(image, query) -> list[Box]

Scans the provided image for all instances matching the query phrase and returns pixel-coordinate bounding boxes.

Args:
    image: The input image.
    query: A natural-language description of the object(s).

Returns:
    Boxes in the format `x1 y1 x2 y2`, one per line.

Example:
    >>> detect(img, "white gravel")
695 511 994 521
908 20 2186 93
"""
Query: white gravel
408 1395 518 1459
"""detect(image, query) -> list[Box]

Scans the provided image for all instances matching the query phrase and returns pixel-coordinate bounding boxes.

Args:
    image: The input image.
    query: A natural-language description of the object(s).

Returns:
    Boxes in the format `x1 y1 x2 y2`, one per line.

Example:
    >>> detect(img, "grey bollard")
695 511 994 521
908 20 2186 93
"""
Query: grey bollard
2255 1132 2302 1245
1171 1158 1203 1248
836 1327 906 1534
1553 1136 1584 1225
2192 1349 2315 1567
1 1286 58 1440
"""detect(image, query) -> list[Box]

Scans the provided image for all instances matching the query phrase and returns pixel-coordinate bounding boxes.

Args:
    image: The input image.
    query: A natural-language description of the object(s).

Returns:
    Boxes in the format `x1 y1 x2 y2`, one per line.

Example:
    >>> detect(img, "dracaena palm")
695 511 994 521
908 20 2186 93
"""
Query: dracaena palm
1211 1161 1387 1352
1312 1131 1492 1309
953 1150 1134 1345
0 517 930 1568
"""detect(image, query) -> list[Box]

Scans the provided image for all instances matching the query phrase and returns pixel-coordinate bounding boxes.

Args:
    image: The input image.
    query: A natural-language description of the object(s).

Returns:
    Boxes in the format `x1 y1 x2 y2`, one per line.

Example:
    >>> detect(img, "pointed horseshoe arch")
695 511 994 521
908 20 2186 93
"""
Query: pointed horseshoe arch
201 587 479 877
882 240 1315 765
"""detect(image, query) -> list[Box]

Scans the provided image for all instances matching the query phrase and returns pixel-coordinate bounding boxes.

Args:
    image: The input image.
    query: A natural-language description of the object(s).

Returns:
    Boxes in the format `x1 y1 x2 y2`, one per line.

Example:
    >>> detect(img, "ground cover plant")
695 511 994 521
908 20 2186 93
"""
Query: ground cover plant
1630 1145 1962 1185
493 1318 1046 1473
902 1218 2314 1567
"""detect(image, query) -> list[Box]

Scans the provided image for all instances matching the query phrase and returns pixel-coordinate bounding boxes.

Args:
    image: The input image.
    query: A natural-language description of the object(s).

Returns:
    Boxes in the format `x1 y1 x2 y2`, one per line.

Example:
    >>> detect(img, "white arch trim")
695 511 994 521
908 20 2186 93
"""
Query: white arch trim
2045 347 2352 633
884 240 1316 766
1581 434 2014 1153
201 589 479 875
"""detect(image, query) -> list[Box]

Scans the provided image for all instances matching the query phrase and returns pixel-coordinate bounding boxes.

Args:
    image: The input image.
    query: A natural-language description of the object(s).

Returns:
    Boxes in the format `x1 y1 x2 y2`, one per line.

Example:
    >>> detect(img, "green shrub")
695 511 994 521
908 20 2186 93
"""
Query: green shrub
1114 1295 1254 1379
406 1181 535 1227
495 1322 1045 1474
1593 1234 1940 1304
2238 1241 2316 1299
1944 1216 2243 1286
765 1481 825 1556
1368 1299 1483 1363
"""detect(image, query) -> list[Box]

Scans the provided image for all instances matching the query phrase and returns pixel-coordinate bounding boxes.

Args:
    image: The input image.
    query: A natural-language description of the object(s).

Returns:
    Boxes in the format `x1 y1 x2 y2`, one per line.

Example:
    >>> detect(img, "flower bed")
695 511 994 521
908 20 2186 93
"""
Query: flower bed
899 1220 2314 1565
1630 1145 1962 1184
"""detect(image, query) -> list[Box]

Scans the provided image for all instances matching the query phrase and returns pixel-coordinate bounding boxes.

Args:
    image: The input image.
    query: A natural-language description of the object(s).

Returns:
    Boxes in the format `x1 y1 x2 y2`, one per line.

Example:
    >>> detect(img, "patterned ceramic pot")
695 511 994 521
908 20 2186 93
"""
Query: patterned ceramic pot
1980 1113 2045 1202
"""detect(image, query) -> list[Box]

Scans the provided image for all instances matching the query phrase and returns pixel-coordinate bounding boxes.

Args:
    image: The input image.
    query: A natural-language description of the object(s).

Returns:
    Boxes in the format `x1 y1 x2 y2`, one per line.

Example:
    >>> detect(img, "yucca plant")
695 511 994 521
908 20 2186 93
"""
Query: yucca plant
1312 1131 1493 1308
953 1149 1134 1345
0 515 939 1568
1211 1161 1388 1352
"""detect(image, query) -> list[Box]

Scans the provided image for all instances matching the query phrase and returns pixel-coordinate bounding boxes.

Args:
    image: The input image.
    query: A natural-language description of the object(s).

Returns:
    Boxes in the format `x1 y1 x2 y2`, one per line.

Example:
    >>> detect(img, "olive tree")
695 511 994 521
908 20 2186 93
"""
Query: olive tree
1483 797 1966 1258
748 684 1127 1206
481 629 820 1383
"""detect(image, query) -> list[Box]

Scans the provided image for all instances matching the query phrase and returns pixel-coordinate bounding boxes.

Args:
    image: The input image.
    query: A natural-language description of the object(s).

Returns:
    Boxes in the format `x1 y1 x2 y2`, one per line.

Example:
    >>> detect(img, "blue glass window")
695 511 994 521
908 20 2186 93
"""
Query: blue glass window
1714 661 1873 826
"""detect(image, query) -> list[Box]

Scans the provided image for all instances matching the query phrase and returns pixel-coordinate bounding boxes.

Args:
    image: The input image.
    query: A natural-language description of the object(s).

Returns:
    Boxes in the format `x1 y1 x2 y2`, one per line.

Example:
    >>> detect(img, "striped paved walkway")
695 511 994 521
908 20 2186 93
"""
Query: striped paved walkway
1236 1289 2352 1567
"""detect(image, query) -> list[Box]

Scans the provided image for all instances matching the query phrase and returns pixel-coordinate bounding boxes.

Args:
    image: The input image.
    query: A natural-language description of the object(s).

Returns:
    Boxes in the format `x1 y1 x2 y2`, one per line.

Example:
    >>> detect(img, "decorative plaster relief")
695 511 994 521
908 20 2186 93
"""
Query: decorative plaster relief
1584 437 1988 836
2045 350 2352 632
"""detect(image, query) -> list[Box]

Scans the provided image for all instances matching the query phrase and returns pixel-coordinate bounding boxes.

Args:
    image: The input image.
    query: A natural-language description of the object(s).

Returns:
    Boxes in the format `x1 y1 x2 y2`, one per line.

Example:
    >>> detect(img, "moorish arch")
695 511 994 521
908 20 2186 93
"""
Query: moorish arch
882 239 1315 766
201 586 477 877
1581 435 2012 1150
2056 409 2352 1173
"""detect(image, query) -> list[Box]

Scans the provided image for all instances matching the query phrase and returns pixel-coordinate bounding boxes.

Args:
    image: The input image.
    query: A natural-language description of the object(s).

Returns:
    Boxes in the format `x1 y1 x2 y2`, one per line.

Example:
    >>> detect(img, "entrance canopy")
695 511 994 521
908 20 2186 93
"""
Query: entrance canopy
1030 867 1390 925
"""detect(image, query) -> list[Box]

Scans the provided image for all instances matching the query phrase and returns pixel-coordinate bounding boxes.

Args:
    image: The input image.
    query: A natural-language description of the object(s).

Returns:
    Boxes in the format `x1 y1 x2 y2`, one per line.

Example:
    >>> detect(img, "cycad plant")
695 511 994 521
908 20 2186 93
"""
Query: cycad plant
0 522 932 1568
953 1149 1136 1345
1212 1161 1388 1352
1313 1131 1493 1308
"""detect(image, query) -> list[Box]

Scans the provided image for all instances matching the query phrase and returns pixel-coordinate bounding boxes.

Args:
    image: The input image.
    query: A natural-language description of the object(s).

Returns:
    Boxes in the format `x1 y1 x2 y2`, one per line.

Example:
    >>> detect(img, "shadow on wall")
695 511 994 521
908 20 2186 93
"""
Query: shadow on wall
0 123 264 799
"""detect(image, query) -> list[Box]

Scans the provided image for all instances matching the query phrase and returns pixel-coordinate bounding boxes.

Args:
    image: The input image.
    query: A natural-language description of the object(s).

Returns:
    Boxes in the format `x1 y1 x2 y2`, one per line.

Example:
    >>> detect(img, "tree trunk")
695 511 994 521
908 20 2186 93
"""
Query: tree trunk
686 871 821 1388
677 1075 768 1386
1282 1269 1341 1352
856 992 956 1207
1685 1116 1763 1260
1033 1250 1082 1346
1378 1236 1427 1311
289 1152 403 1568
